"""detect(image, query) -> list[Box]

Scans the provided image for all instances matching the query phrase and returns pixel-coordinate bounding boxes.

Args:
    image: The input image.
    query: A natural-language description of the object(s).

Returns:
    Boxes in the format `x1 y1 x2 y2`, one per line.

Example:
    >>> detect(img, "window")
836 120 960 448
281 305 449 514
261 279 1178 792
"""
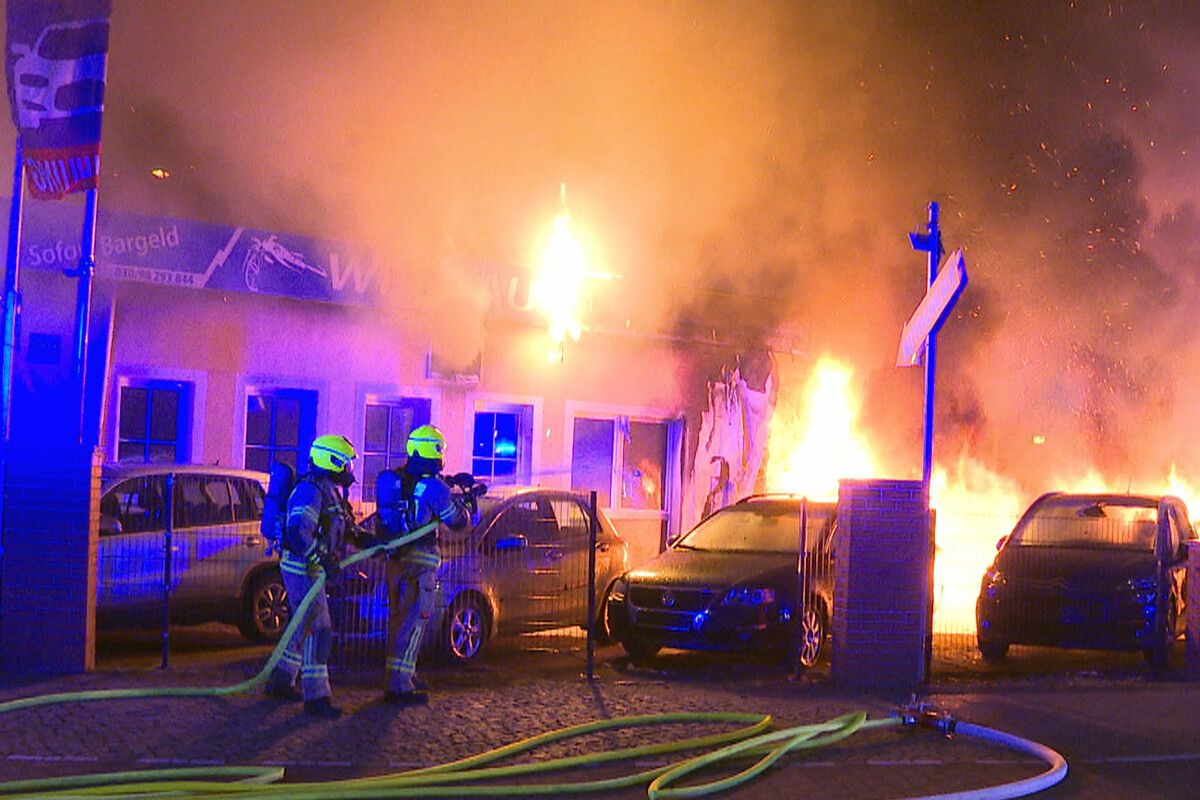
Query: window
116 382 190 464
244 390 317 473
361 398 431 502
571 418 615 507
473 410 520 481
101 476 167 535
571 417 669 511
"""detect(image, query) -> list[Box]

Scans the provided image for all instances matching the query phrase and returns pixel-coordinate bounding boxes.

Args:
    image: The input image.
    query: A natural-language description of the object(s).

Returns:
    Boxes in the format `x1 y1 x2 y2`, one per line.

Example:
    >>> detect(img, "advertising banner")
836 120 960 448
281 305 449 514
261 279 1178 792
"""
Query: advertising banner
19 202 378 306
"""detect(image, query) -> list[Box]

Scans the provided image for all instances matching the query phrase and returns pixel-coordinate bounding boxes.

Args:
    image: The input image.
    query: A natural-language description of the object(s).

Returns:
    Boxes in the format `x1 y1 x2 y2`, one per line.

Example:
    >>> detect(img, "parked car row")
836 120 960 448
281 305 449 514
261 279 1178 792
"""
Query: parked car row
95 462 1199 671
97 466 628 664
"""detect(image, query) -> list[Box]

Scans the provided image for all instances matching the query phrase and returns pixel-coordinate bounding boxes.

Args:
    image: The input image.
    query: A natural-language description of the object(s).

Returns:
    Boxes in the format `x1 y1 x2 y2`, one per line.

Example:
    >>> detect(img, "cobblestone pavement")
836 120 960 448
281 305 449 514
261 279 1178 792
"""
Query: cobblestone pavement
2 630 1200 799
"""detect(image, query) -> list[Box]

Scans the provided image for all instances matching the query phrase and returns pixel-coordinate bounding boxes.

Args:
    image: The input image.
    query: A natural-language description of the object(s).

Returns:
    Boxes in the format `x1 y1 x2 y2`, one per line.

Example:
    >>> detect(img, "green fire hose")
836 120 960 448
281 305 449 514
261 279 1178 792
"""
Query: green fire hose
0 521 1068 799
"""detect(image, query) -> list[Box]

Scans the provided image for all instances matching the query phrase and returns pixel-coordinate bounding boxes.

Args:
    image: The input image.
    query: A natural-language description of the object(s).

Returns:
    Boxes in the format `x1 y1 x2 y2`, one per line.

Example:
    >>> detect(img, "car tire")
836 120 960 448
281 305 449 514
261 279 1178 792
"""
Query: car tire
238 568 289 643
442 595 489 662
1145 593 1179 669
977 636 1009 663
592 583 619 646
793 599 827 670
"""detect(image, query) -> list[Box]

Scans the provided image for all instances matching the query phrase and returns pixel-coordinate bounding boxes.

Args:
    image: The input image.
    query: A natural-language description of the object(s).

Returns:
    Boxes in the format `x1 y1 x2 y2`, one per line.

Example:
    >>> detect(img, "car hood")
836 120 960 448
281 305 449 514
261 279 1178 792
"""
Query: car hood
625 547 795 589
993 546 1158 588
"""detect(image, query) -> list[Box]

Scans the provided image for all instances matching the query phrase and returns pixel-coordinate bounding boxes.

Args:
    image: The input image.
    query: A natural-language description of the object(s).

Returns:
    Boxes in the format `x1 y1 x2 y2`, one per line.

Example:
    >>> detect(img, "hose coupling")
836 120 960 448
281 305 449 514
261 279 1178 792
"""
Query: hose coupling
896 697 957 737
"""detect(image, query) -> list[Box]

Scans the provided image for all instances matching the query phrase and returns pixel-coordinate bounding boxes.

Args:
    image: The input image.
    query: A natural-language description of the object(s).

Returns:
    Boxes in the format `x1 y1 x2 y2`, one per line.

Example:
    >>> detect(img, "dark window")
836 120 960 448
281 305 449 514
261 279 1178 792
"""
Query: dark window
473 411 520 481
103 476 167 535
245 391 317 473
117 383 188 464
362 398 431 502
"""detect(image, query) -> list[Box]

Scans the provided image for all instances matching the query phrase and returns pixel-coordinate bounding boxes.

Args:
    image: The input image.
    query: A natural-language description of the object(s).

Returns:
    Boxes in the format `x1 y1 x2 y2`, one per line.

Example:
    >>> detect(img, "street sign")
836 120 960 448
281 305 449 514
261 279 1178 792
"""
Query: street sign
896 248 967 367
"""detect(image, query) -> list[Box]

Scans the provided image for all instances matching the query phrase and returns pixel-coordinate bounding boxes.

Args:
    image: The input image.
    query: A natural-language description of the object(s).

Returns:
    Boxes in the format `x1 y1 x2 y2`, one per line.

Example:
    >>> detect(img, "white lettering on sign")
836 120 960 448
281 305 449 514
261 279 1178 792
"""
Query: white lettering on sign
897 248 967 367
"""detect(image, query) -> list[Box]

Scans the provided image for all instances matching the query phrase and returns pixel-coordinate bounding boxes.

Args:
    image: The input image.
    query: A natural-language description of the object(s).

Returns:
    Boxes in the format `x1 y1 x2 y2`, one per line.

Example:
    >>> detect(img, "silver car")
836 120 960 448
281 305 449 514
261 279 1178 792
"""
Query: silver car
334 487 630 662
97 464 288 642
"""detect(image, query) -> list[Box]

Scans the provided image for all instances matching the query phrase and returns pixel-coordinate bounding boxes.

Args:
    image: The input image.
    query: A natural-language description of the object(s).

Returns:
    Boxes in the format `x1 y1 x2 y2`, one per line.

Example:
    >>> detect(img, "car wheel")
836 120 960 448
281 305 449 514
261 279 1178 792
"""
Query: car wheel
238 568 289 643
592 583 619 646
1145 594 1179 668
977 636 1009 663
443 595 488 662
794 601 826 669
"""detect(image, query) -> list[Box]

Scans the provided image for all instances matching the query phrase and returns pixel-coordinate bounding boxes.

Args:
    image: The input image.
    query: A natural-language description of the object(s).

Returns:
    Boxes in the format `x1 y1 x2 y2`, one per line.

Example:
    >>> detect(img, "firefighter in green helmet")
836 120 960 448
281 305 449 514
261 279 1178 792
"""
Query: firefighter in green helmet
263 433 362 718
377 424 471 705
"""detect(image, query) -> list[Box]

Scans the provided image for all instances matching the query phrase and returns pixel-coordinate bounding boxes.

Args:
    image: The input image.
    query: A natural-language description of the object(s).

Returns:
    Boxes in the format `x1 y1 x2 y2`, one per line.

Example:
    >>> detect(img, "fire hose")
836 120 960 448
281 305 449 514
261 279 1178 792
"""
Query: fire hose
0 520 1068 799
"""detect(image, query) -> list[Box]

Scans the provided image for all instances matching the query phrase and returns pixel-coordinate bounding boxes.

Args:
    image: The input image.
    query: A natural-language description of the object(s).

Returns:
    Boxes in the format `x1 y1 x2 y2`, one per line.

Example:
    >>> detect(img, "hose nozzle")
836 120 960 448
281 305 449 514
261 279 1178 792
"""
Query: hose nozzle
897 697 957 737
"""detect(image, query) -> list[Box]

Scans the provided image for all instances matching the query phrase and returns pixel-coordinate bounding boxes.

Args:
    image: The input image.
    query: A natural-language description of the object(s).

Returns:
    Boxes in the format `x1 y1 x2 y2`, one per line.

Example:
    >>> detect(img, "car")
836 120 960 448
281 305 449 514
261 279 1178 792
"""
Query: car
603 495 837 667
975 492 1196 666
332 486 630 663
96 464 288 643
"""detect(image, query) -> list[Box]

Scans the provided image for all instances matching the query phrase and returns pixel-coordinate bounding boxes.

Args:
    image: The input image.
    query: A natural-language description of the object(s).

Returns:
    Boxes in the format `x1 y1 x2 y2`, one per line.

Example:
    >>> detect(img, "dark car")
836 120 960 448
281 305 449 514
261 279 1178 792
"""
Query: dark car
604 495 836 667
97 464 288 643
334 487 630 662
975 492 1196 666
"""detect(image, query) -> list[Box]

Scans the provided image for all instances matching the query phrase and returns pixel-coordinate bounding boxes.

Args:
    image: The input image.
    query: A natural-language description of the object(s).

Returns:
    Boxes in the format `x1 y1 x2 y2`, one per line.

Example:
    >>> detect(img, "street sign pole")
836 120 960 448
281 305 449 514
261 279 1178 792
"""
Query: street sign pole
908 202 943 500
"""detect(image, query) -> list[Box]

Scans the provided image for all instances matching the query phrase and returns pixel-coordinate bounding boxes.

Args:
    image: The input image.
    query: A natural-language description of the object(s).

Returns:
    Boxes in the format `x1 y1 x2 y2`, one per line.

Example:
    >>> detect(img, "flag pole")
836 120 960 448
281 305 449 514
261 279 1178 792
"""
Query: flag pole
1 137 24 442
72 185 98 447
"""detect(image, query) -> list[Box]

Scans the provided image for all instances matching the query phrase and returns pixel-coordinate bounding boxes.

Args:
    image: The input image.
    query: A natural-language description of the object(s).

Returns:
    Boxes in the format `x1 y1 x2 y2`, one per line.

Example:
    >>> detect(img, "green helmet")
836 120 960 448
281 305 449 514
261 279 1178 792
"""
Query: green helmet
406 424 446 461
310 434 357 473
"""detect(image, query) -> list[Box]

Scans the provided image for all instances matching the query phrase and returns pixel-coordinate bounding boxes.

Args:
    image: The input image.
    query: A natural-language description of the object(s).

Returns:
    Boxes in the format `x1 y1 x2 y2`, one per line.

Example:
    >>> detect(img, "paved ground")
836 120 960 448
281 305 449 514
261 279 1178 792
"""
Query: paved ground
2 628 1199 799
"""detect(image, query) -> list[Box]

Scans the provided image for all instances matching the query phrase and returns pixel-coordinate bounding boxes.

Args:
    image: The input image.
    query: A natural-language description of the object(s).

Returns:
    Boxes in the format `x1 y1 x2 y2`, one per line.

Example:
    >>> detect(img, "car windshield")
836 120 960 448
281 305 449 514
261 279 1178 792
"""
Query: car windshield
1010 498 1159 551
675 502 808 554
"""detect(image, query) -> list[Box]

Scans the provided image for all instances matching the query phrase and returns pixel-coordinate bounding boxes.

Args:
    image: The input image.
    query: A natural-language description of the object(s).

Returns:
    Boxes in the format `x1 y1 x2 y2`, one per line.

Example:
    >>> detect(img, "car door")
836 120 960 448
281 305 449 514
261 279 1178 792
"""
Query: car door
551 495 597 624
480 497 564 631
170 474 250 608
97 475 181 616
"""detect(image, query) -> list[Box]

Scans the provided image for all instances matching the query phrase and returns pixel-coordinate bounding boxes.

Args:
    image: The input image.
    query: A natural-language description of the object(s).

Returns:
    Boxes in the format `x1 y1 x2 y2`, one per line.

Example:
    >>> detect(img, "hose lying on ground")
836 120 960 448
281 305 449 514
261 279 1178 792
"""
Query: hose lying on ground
0 520 1069 800
0 709 1067 800
0 520 439 714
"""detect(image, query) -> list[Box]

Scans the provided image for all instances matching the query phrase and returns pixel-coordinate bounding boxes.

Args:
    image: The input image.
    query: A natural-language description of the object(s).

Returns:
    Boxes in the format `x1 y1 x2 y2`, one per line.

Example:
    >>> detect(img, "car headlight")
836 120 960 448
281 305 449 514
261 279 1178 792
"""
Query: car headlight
980 569 1005 600
1126 576 1157 607
723 587 775 606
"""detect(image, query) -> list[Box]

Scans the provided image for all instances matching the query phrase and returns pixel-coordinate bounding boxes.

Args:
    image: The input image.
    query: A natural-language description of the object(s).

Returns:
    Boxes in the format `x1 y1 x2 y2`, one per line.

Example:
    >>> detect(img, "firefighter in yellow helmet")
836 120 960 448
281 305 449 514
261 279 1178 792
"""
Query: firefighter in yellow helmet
377 424 470 705
264 434 362 718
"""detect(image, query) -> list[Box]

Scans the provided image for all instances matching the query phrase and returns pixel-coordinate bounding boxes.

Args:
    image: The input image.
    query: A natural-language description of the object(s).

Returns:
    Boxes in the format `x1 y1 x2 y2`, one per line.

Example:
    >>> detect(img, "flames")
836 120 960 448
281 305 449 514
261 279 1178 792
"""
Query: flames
532 185 586 361
764 356 878 500
764 355 1200 637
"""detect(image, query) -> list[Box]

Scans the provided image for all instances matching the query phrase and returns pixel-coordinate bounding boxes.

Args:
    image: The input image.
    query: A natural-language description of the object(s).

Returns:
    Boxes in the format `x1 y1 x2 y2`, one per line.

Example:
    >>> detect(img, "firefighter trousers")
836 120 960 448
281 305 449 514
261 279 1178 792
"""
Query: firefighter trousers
271 551 334 701
386 547 440 694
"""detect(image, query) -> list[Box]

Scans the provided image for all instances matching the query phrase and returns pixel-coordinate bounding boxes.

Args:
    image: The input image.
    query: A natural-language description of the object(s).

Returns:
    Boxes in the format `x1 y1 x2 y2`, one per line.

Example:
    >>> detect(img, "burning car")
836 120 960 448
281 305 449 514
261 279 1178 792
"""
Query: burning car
975 492 1196 667
603 495 836 667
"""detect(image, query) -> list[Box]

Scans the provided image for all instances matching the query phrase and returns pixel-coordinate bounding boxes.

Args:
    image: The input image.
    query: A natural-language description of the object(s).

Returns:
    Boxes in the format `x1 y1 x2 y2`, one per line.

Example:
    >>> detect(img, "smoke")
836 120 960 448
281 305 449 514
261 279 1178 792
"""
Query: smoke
42 1 1200 493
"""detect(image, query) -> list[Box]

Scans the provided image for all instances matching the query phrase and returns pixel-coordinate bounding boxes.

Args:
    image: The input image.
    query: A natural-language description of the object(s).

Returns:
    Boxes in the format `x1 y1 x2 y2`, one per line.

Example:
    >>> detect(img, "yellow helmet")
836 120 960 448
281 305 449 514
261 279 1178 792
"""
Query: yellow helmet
407 424 446 460
310 434 357 473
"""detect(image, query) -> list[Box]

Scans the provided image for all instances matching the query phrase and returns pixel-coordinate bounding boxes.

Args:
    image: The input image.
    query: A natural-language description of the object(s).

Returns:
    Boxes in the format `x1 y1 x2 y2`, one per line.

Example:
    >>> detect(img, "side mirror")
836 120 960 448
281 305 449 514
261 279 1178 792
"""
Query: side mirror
995 534 1009 551
100 514 123 537
495 534 528 552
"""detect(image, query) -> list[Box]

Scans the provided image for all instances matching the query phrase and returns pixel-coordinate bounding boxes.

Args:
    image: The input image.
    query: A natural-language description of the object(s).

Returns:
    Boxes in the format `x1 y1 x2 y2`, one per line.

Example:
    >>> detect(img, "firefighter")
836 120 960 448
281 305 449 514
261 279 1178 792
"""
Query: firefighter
263 434 360 718
380 424 470 705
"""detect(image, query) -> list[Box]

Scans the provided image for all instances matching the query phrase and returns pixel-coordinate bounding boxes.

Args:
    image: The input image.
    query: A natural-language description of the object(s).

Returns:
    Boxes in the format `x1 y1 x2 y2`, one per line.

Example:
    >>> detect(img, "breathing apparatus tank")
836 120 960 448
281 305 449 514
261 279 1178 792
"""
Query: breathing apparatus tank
375 467 413 540
261 461 295 555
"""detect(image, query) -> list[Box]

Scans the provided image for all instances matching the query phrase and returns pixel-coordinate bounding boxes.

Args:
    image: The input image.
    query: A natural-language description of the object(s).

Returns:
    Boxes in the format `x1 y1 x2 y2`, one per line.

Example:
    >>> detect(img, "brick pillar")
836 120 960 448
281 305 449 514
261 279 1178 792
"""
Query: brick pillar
1 442 100 674
1186 541 1200 679
832 478 930 689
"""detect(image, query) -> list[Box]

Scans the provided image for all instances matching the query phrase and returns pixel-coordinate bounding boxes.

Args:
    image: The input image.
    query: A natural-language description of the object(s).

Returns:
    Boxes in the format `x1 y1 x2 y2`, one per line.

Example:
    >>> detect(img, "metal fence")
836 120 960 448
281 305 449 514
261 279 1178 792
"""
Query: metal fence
96 469 282 666
328 489 615 675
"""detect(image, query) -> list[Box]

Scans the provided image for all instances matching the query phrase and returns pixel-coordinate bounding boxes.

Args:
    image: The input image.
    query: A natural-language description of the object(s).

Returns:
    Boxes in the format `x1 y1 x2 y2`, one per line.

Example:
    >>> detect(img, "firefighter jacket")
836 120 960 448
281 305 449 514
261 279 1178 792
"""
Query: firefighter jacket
399 458 470 551
282 472 354 563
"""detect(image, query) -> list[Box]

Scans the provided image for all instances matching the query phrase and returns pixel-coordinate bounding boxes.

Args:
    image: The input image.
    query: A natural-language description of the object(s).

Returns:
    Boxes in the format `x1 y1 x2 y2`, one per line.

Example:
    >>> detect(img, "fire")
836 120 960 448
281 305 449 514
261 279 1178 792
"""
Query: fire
766 354 1200 641
765 356 878 500
532 185 586 359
